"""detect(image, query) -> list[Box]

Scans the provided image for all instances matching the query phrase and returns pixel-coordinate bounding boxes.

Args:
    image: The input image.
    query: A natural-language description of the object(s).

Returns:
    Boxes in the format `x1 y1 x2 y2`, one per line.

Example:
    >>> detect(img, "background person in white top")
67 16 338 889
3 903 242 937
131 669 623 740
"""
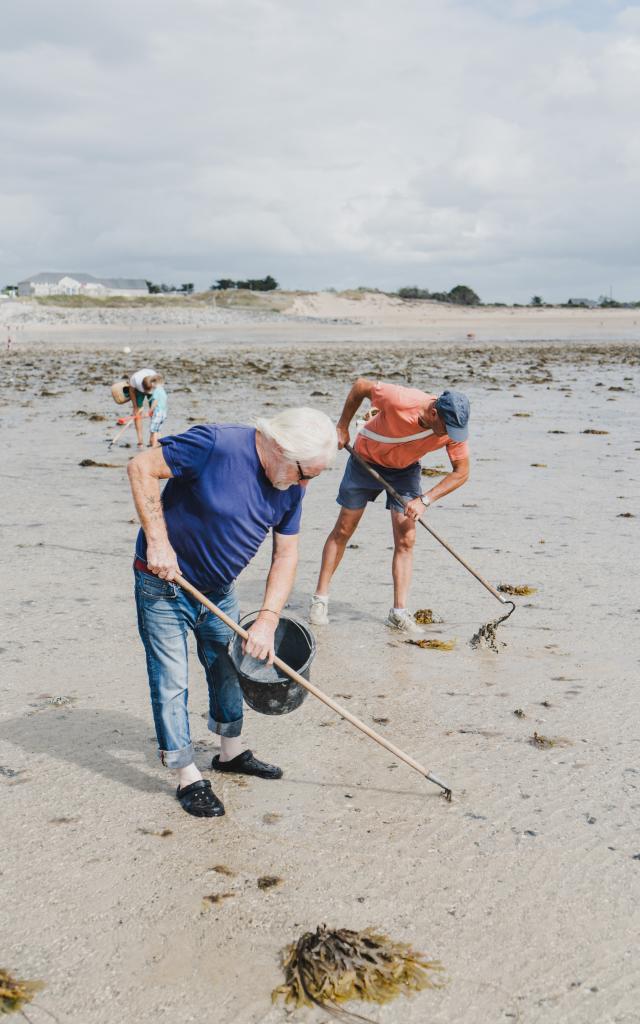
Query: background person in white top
309 378 470 637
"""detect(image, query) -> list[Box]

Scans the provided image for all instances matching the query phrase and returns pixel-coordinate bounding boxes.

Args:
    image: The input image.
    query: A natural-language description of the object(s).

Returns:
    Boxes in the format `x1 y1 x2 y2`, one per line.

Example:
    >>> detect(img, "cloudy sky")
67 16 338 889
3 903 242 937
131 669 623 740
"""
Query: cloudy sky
2 0 639 302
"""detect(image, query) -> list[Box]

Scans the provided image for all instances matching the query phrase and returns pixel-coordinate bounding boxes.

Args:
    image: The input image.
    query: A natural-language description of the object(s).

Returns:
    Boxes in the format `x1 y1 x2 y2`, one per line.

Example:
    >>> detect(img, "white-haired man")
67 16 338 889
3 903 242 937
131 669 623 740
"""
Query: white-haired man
309 379 470 637
128 409 337 819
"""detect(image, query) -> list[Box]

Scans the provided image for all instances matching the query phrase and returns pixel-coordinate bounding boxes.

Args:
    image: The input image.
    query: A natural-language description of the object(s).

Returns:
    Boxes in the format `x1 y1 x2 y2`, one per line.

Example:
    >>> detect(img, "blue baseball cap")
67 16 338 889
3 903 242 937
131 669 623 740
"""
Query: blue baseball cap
435 389 470 441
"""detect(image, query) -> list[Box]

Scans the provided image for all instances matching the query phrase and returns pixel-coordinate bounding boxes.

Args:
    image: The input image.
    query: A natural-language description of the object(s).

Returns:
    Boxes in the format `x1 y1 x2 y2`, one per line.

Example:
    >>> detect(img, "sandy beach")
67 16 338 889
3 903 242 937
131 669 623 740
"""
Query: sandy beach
1 301 639 1024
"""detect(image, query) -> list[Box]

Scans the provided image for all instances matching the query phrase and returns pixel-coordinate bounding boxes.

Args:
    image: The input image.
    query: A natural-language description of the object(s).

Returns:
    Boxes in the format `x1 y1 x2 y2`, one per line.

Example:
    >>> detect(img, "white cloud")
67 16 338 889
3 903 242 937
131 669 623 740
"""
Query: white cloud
1 0 639 301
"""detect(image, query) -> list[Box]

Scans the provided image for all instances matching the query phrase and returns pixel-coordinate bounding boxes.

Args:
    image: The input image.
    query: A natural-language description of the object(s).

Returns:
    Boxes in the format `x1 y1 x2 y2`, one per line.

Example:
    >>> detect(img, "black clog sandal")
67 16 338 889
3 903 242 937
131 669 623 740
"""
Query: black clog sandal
176 779 225 817
211 749 283 780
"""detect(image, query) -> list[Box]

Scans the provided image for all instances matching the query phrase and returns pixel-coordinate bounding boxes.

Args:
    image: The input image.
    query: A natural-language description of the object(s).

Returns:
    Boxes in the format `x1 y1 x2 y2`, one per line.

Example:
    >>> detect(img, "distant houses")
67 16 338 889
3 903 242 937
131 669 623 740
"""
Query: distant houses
17 272 148 298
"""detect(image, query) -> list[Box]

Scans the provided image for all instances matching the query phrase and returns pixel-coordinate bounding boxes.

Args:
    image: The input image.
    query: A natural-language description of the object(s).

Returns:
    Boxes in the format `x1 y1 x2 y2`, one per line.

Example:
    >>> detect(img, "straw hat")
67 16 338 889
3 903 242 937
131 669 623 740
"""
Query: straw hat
111 380 131 405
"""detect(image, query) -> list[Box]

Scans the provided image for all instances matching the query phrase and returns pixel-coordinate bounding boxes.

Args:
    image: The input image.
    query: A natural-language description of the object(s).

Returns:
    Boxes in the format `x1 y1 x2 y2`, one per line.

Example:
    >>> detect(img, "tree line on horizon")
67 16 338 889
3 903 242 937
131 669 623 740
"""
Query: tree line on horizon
397 284 480 305
144 275 279 294
210 275 279 291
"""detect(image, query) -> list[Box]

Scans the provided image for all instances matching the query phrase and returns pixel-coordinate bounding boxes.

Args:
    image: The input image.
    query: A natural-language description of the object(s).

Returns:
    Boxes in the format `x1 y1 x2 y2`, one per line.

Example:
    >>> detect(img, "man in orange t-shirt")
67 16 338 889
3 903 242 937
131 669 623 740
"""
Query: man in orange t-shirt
309 378 470 637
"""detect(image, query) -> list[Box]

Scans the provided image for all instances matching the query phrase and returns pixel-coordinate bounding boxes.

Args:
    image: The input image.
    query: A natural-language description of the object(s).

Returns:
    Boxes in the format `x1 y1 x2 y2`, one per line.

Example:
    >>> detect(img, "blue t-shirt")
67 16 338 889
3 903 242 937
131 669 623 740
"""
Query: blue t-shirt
150 385 168 413
135 424 304 590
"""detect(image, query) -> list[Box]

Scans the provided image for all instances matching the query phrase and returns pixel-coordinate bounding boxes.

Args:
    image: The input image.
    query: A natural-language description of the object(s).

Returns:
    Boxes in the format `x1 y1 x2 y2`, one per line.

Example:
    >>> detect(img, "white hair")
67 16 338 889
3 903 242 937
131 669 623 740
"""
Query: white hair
256 407 337 466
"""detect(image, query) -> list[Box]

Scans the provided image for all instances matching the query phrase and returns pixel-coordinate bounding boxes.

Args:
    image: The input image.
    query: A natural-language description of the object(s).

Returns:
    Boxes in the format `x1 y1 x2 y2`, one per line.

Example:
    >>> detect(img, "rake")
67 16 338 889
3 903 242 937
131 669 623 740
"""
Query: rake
345 443 516 650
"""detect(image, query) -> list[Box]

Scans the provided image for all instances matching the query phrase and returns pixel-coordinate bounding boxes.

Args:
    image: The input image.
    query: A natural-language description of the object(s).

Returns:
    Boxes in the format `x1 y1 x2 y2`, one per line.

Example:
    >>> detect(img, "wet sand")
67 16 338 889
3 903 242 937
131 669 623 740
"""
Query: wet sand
1 324 639 1024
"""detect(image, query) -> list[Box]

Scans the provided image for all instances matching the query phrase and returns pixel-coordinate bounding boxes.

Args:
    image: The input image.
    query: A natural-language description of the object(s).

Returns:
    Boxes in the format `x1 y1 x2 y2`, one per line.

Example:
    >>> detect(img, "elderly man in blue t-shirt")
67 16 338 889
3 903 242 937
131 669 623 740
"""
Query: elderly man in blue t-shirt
128 408 337 819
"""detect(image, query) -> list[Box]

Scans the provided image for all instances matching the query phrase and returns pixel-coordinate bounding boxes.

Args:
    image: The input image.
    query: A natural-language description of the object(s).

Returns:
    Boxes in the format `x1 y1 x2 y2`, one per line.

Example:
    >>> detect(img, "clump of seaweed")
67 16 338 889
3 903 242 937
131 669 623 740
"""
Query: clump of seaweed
272 925 444 1022
530 732 556 748
497 584 537 596
413 608 439 625
582 428 609 435
421 465 447 477
210 864 236 876
406 639 455 651
257 875 282 890
513 709 525 718
79 458 120 468
0 968 43 1016
470 614 508 652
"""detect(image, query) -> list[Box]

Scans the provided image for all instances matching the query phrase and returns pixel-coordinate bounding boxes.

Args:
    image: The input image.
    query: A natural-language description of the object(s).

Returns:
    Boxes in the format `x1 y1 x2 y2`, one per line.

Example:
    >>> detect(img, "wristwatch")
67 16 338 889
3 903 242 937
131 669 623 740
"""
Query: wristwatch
420 494 431 507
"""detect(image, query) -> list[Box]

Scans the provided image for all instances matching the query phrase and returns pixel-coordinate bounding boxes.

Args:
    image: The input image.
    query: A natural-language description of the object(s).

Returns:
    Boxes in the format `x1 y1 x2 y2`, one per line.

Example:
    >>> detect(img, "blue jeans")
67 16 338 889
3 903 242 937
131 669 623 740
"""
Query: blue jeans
134 569 243 769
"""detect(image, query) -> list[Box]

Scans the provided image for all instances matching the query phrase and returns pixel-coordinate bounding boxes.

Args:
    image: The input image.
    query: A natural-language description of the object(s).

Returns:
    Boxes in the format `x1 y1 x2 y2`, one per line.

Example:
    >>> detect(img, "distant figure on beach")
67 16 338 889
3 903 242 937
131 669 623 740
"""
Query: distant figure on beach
128 408 337 819
147 374 168 447
128 367 162 448
309 379 470 637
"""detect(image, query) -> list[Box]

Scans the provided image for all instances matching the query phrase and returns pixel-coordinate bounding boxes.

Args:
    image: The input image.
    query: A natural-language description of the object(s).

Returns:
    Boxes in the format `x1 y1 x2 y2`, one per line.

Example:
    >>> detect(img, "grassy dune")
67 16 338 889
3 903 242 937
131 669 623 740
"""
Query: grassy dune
28 289 299 310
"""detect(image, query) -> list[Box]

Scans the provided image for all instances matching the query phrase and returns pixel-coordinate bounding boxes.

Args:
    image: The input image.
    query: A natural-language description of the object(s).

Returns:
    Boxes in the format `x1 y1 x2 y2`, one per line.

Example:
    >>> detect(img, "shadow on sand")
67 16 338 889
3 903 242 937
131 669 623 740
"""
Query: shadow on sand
0 707 165 795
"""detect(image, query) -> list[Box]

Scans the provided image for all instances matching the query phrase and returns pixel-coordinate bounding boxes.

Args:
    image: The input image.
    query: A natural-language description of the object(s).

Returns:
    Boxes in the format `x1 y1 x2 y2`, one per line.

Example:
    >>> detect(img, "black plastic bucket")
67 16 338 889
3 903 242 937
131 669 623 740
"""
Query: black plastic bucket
228 612 316 716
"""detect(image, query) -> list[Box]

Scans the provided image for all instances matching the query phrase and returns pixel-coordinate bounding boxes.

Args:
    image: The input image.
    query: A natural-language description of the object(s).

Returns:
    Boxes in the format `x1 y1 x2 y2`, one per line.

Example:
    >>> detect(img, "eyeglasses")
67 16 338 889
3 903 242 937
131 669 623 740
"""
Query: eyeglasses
296 461 315 482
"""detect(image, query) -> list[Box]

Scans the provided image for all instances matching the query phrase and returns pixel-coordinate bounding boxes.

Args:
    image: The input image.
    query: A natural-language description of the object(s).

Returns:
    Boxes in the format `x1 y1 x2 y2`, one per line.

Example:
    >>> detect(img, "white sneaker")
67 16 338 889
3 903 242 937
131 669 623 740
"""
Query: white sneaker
308 595 330 626
384 608 425 639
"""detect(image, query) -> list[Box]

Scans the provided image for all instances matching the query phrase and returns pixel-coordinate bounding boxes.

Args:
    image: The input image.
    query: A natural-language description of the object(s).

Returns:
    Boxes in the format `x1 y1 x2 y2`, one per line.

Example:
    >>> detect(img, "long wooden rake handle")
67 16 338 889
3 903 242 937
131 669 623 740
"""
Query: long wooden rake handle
174 575 452 800
109 412 151 448
108 417 134 448
345 442 513 610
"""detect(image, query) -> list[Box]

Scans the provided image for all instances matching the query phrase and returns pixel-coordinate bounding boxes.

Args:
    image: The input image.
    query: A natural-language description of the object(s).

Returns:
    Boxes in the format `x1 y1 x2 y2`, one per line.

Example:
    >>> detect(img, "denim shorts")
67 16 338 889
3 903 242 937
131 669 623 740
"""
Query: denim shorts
134 568 242 769
337 455 422 512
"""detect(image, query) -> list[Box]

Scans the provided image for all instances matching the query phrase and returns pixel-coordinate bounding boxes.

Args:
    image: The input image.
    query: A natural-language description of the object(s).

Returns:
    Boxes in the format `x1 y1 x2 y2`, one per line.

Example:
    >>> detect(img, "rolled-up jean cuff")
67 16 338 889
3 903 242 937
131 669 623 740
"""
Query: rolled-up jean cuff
208 714 243 738
159 743 195 769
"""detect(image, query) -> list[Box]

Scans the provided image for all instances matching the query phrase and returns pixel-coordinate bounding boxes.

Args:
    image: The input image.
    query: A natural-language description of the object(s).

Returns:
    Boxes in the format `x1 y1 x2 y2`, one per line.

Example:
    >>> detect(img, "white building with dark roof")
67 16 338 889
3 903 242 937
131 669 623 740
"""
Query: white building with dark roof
17 272 148 298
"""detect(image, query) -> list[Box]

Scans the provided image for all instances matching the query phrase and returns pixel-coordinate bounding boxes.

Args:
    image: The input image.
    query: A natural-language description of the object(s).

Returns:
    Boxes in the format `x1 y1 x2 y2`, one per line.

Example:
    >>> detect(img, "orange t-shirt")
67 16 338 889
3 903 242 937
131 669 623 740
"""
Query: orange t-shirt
353 382 470 470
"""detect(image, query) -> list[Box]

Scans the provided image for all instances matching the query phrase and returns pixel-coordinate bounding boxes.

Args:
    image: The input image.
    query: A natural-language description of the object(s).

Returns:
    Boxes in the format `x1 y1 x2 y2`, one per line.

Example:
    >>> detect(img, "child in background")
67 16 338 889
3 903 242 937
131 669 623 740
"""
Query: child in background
128 367 157 449
147 374 168 447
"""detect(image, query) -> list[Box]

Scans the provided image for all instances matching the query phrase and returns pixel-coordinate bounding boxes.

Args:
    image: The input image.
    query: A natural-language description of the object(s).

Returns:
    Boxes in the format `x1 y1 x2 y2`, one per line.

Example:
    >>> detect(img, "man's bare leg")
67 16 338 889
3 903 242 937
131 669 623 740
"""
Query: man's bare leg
390 509 417 609
384 510 424 637
315 506 366 596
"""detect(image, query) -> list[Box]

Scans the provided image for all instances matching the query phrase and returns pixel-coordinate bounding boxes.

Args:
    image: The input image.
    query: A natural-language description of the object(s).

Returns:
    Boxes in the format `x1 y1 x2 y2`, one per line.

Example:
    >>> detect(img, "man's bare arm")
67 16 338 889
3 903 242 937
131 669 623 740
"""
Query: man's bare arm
336 377 376 448
127 447 180 580
424 456 470 503
243 532 299 664
403 457 470 521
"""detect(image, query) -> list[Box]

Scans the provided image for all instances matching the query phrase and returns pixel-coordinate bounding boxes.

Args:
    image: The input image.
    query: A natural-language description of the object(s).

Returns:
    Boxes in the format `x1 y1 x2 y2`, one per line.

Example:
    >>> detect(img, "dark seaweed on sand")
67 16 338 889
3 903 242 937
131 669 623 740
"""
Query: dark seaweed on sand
414 608 438 624
497 584 536 596
470 614 508 652
406 638 455 651
272 925 443 1022
257 875 282 890
79 459 120 468
530 731 569 749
